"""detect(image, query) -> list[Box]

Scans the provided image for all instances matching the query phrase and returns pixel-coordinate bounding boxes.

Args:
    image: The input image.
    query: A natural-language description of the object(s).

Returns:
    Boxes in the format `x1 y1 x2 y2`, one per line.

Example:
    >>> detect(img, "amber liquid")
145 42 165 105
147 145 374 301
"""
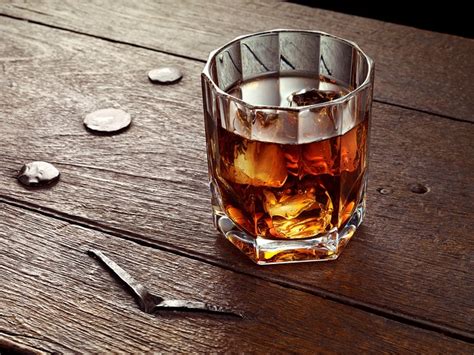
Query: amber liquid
213 74 368 240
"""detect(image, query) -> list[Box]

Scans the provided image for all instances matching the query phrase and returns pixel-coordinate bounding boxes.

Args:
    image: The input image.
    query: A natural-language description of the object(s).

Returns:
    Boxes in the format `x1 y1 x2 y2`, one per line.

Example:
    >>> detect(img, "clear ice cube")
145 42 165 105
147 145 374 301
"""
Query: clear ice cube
263 189 317 219
224 141 288 187
302 139 335 176
263 187 334 238
340 123 361 172
287 88 340 107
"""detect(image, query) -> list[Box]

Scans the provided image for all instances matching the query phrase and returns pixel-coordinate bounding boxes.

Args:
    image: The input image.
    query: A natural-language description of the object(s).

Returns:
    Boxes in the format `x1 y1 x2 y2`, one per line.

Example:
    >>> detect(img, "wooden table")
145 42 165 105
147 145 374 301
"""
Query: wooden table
1 1 473 353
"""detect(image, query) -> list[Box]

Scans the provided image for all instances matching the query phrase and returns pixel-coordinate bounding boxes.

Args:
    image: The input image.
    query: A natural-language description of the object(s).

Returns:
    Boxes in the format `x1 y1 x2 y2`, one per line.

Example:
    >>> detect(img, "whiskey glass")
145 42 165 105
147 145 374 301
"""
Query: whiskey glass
202 29 374 264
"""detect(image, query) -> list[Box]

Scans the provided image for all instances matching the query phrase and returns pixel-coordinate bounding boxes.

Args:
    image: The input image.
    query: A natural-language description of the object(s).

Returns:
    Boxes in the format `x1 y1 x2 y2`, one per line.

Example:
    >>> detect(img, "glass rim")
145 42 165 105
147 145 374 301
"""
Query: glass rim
202 29 374 112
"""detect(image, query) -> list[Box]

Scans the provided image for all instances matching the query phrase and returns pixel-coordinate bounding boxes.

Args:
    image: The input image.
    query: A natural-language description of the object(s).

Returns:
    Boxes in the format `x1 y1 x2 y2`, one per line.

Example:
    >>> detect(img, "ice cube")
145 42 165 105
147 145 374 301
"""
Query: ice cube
269 214 332 239
263 189 317 219
225 141 288 187
340 124 361 172
302 139 335 175
283 146 301 177
263 188 334 238
226 205 254 234
288 88 340 107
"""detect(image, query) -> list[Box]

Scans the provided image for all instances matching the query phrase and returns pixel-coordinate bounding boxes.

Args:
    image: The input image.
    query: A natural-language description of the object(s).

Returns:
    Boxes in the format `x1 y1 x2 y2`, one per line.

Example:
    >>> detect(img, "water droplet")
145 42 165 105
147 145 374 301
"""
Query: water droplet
84 108 132 134
148 67 183 84
17 161 60 188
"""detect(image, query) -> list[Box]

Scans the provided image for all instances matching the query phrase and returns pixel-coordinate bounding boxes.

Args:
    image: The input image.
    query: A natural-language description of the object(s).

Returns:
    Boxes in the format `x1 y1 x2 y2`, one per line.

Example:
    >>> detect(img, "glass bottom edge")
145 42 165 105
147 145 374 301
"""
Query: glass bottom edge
213 200 365 265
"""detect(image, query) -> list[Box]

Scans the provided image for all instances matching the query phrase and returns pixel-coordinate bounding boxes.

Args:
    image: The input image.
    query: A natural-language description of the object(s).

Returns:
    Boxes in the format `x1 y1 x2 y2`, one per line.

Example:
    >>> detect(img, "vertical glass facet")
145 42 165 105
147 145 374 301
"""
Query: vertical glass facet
202 30 374 265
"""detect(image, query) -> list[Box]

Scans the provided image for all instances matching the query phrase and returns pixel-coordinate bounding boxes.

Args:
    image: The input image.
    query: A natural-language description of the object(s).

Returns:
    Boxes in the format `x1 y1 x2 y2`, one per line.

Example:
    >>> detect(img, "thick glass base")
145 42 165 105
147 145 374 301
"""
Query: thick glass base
213 199 365 265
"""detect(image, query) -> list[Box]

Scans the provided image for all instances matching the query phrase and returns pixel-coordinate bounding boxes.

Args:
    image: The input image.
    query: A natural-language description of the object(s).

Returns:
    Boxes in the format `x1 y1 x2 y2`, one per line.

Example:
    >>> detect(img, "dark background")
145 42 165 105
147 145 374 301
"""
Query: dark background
291 1 472 38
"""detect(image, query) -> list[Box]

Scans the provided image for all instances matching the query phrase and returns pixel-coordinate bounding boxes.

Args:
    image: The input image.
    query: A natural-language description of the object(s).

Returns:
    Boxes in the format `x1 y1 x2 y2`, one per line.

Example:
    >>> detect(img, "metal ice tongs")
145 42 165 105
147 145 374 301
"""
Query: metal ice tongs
88 249 242 318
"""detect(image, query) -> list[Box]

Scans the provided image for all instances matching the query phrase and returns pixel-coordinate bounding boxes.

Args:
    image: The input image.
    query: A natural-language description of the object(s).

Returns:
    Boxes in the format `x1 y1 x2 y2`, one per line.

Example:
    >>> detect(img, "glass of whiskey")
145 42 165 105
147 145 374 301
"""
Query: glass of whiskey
201 30 374 265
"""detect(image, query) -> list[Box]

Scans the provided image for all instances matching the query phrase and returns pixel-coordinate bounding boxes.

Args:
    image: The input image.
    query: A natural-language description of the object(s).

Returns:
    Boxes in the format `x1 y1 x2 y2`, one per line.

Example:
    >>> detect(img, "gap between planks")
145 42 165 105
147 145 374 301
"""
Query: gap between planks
0 330 49 354
1 195 473 344
0 12 472 126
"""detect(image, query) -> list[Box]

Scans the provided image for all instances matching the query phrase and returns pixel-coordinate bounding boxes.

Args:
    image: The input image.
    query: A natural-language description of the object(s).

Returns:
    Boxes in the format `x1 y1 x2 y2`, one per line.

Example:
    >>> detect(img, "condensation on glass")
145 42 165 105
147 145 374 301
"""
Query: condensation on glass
202 30 374 265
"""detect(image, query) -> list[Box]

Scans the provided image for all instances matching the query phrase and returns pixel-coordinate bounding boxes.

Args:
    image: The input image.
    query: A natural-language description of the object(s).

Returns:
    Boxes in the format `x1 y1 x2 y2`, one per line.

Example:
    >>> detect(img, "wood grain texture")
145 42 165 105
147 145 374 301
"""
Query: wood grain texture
3 203 472 353
0 17 473 338
0 0 473 121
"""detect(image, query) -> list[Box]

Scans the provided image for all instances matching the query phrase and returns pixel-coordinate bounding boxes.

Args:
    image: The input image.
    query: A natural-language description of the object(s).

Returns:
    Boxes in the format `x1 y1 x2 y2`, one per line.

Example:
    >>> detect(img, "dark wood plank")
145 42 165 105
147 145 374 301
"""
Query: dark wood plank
0 337 45 355
0 17 473 336
0 0 473 121
3 203 472 353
